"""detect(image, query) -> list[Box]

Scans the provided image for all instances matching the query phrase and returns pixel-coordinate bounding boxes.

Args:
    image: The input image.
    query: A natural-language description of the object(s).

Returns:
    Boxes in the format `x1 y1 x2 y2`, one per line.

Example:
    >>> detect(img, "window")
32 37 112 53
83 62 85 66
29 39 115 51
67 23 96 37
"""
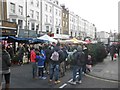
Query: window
75 32 77 37
46 26 49 32
18 20 23 29
49 6 52 13
56 18 58 25
56 28 59 34
36 11 39 20
59 19 61 25
66 14 67 18
36 0 39 7
63 13 64 17
31 23 35 30
56 9 57 15
59 11 61 16
45 4 48 11
66 22 68 27
12 19 16 22
31 0 33 5
70 17 72 21
18 5 23 15
10 3 15 13
45 15 48 23
63 21 65 27
50 16 52 23
30 10 34 18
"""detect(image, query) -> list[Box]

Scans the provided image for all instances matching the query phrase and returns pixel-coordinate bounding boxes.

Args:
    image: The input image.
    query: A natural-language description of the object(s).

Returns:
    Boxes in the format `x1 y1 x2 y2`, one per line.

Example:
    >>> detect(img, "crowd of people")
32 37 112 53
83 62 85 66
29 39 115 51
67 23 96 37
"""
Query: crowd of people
1 41 120 89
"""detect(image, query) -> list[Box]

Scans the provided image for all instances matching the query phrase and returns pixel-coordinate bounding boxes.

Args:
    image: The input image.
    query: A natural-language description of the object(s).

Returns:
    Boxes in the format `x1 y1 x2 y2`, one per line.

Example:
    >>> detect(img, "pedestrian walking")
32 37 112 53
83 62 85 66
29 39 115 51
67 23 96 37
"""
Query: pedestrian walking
82 44 88 74
6 44 14 62
109 44 116 61
1 44 11 90
17 44 25 65
36 49 46 80
69 45 85 85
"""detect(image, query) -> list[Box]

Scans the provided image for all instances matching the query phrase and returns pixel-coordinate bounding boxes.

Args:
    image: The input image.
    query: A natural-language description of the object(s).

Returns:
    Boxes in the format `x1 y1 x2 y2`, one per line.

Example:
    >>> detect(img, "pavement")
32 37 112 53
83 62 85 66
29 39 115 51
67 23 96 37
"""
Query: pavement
87 54 119 82
2 55 119 88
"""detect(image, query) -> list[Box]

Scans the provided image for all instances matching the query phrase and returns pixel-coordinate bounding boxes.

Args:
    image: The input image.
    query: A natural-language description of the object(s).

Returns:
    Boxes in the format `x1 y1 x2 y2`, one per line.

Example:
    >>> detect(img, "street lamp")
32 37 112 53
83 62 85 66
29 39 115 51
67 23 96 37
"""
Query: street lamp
25 0 30 38
26 15 30 38
114 30 116 42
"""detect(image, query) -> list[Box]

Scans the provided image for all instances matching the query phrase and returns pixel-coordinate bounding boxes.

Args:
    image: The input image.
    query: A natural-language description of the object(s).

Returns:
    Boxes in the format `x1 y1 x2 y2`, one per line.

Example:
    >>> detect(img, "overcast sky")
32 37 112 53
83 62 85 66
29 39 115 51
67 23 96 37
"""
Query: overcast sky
59 0 119 33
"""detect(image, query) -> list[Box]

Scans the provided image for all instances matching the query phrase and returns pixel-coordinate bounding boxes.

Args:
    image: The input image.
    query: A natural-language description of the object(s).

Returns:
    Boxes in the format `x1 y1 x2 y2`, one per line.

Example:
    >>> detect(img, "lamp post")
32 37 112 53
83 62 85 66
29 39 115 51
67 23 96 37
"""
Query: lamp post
114 30 116 42
25 0 30 38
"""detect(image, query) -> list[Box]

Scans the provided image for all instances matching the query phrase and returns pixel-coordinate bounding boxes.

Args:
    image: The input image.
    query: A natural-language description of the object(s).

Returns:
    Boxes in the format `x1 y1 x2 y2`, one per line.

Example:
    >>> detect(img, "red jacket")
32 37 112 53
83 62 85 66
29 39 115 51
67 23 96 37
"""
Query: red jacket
30 50 36 62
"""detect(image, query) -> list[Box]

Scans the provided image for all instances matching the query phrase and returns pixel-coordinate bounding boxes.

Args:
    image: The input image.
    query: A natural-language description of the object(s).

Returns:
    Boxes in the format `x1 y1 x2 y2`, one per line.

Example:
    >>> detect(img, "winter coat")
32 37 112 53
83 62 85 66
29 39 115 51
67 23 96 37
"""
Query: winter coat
30 50 36 62
73 46 85 66
36 54 46 67
50 46 60 64
45 47 52 63
83 47 88 63
2 50 11 71
110 45 116 56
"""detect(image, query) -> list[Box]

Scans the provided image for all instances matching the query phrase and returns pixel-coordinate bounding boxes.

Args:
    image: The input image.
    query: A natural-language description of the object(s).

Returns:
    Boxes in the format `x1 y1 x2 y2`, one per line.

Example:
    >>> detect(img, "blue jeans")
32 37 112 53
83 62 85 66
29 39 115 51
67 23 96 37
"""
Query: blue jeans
31 62 37 78
72 65 82 82
49 63 59 81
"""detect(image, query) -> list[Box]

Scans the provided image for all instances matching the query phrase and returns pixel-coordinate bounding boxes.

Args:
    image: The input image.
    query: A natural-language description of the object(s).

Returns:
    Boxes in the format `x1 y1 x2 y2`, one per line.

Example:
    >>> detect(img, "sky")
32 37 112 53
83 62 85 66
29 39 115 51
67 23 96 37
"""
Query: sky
58 0 119 33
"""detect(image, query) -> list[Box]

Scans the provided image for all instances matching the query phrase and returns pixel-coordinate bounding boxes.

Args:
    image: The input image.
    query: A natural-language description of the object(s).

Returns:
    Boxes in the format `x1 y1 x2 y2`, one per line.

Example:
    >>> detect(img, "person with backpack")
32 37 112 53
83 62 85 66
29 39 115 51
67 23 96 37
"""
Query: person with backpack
49 43 61 84
69 45 85 85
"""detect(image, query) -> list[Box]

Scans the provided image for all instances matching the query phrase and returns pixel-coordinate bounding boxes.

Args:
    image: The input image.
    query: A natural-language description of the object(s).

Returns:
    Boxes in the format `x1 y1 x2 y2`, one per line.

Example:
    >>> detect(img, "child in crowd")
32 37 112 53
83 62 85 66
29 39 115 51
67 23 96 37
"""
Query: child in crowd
36 50 46 80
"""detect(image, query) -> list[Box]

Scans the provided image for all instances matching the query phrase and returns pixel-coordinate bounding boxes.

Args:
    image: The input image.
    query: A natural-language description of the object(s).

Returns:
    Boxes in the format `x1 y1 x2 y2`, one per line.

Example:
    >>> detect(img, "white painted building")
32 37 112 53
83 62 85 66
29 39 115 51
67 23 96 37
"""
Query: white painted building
82 19 96 40
6 0 41 37
5 0 97 39
27 0 40 33
40 0 62 35
97 31 110 44
87 23 95 39
7 0 25 29
69 11 78 37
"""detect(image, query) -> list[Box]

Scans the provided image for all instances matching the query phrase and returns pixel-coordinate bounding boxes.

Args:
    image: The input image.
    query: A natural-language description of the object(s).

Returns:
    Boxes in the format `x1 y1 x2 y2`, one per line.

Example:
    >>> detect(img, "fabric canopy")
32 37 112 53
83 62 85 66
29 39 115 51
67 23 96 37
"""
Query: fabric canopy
1 36 46 44
37 34 57 43
65 38 85 44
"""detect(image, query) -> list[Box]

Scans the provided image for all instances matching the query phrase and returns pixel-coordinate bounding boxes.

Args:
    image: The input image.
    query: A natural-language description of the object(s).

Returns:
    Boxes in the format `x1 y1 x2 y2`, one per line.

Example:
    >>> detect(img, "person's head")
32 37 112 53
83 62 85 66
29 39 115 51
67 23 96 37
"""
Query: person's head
56 42 60 47
31 47 34 50
77 45 82 52
7 45 10 48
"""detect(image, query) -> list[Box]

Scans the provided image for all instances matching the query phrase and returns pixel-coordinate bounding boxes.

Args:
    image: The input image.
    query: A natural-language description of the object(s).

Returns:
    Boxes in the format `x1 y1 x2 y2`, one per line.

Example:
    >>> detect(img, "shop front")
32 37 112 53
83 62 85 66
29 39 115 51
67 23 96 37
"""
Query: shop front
0 20 17 52
18 29 37 38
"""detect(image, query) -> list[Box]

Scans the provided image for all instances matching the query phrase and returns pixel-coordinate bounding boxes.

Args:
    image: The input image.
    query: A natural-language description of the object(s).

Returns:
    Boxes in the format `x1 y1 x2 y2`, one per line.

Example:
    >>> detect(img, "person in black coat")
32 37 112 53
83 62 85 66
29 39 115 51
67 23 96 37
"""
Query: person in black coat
1 44 11 90
82 45 88 73
44 45 52 74
6 44 14 61
109 44 116 61
49 43 61 84
69 45 85 85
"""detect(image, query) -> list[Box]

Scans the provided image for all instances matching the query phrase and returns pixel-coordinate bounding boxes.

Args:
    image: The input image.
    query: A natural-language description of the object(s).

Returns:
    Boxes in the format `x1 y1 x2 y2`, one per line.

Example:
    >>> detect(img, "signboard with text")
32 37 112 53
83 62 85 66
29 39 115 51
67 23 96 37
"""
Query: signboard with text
0 20 17 36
